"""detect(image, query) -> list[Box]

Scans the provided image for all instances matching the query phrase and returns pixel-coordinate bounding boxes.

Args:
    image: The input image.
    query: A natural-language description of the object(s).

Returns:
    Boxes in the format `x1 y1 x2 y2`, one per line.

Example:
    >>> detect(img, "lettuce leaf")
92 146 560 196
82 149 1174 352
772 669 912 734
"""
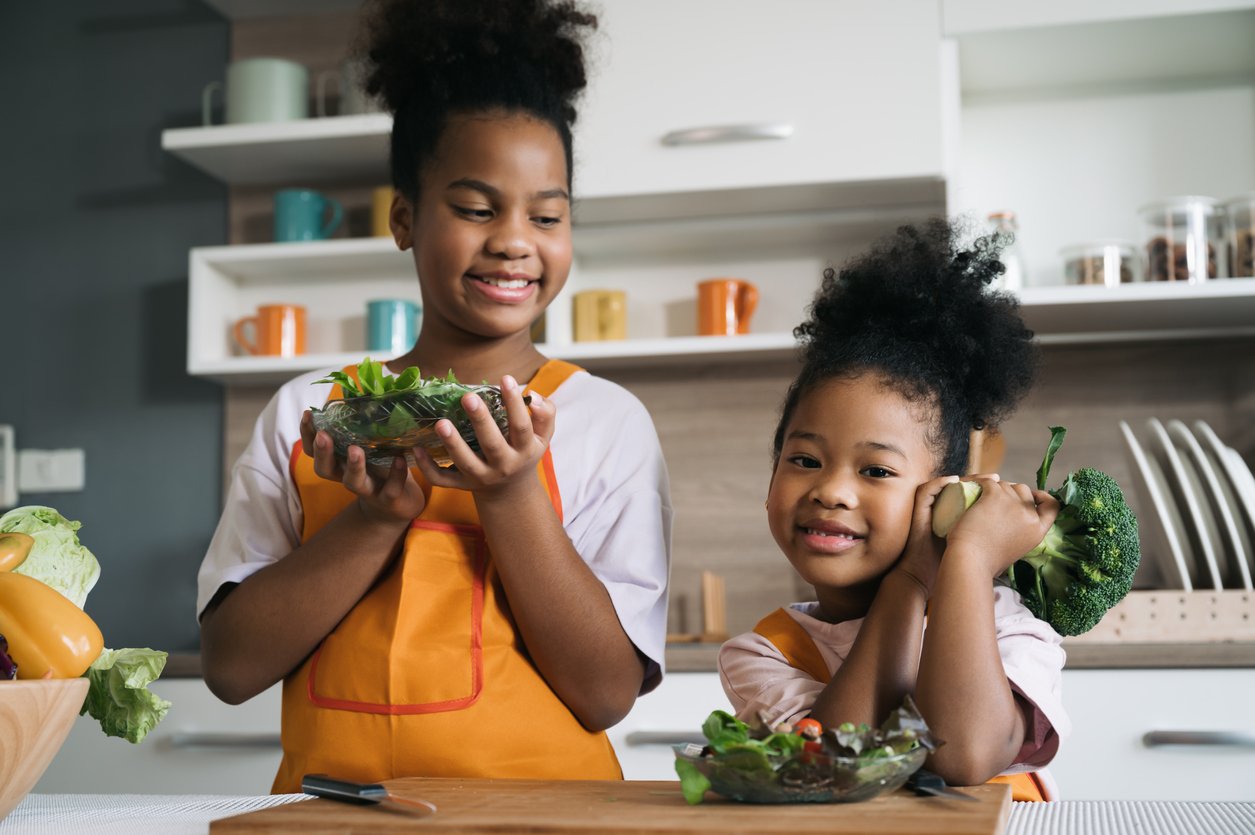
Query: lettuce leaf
80 647 171 744
0 505 100 608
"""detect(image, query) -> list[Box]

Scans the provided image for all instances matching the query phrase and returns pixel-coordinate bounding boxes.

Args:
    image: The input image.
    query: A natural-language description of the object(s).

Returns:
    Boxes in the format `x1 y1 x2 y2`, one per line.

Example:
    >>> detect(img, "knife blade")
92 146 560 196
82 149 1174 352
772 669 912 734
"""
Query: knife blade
301 774 437 817
906 767 979 802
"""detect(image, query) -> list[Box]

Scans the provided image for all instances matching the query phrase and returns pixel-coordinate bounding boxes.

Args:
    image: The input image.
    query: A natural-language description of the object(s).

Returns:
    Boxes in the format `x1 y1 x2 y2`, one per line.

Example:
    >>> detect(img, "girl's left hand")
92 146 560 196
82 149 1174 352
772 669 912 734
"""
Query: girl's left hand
413 374 555 498
945 476 1060 576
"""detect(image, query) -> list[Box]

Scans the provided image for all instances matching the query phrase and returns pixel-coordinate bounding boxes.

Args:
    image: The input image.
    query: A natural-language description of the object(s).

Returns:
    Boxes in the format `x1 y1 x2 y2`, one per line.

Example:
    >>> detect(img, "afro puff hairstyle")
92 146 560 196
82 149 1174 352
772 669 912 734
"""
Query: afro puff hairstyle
358 0 597 199
773 218 1039 477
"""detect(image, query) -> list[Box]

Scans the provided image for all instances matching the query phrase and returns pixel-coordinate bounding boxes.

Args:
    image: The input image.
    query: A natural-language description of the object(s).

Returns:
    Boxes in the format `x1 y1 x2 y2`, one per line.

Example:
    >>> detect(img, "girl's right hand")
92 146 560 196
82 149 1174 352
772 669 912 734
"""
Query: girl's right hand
892 474 961 598
300 410 428 524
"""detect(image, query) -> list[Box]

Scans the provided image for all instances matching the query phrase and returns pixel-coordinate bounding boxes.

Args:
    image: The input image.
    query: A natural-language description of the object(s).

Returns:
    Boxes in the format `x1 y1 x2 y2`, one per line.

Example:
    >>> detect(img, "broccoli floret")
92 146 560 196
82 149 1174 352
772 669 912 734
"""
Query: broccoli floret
933 426 1140 636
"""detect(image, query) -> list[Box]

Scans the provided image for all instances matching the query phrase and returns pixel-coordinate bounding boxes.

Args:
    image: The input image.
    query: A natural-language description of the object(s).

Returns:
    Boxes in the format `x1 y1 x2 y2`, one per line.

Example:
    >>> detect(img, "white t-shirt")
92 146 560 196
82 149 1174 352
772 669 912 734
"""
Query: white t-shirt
196 364 674 692
718 588 1070 791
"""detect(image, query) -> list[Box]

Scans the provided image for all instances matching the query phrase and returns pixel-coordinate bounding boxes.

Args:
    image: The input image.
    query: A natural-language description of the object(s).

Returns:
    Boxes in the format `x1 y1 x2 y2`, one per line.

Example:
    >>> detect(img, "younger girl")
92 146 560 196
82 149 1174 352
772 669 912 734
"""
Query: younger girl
196 0 671 792
719 220 1070 800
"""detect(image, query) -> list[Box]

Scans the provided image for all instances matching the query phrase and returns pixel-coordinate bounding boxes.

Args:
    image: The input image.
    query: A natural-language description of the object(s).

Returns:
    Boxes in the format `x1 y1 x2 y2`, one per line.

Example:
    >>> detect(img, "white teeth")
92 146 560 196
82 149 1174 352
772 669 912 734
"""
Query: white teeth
806 529 856 539
476 276 531 289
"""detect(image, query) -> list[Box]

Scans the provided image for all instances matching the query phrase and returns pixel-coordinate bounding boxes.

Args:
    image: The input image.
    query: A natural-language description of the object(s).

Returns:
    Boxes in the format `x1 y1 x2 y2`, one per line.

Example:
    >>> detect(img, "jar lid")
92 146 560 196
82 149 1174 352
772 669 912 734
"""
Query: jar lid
1137 195 1219 217
1059 240 1138 259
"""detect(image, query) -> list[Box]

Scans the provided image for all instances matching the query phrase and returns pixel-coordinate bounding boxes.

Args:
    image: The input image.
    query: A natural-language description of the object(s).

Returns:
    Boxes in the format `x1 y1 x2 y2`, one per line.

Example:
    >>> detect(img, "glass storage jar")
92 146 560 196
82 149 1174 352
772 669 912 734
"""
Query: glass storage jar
1137 196 1221 283
987 210 1025 292
1060 241 1143 287
1221 192 1255 278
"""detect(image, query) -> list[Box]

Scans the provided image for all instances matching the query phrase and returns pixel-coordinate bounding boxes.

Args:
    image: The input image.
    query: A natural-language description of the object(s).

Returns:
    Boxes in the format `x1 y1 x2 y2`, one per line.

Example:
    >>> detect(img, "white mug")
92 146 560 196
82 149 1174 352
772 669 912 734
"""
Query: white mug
203 58 309 125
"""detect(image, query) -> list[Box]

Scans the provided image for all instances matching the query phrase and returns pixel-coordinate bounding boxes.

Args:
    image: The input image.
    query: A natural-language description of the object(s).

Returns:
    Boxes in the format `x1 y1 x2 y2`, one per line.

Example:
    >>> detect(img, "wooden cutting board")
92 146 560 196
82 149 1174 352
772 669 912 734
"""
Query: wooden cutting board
210 777 1011 834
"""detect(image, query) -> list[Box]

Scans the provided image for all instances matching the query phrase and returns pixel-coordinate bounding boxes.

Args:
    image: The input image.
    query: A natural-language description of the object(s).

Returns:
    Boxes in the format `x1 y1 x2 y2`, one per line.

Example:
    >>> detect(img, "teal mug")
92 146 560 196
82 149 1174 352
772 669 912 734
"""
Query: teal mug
367 299 421 355
203 58 309 125
274 189 343 242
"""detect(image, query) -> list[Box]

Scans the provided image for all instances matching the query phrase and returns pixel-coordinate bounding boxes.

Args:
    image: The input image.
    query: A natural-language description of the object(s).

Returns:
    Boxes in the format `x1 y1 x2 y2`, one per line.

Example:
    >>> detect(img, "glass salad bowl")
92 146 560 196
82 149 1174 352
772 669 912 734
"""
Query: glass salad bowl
673 742 926 804
673 698 935 805
311 384 513 469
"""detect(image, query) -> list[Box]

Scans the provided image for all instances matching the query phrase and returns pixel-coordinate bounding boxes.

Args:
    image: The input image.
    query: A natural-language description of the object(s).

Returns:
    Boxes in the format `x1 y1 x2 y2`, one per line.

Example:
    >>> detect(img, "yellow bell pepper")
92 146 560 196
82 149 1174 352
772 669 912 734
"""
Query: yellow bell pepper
0 571 104 679
0 531 33 573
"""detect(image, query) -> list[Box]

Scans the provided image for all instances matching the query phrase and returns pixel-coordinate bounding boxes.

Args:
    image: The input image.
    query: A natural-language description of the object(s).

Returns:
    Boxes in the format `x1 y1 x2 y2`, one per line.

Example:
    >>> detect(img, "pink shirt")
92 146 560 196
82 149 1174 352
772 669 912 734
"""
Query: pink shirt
718 586 1070 794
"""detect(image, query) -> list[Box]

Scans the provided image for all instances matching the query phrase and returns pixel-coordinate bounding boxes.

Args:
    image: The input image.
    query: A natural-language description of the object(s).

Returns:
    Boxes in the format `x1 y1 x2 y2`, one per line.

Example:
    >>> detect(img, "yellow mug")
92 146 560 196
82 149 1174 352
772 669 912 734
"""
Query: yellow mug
232 304 306 357
371 186 394 238
572 290 627 342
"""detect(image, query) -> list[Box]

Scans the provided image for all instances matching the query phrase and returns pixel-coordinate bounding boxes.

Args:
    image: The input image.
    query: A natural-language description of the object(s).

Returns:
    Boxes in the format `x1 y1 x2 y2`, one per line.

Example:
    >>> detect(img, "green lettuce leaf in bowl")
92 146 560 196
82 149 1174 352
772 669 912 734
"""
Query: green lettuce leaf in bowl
675 696 937 804
311 358 522 468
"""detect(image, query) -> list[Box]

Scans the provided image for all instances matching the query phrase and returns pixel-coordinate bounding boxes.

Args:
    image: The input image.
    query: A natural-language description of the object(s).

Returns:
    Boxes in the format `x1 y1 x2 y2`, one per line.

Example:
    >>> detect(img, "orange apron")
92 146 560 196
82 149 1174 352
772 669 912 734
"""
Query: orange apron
271 359 621 793
752 608 1046 802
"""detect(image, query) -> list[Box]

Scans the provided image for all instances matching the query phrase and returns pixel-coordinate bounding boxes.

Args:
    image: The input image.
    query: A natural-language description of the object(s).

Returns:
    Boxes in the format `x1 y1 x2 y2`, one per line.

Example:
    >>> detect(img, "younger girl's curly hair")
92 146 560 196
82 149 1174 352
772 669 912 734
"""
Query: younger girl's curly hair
773 218 1039 476
358 0 597 198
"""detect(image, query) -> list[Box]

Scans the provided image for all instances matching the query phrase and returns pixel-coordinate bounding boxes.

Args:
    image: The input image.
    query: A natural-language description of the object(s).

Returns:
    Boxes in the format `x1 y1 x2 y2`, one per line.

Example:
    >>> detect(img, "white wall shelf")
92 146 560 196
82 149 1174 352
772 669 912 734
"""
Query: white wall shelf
162 115 392 186
187 238 1255 385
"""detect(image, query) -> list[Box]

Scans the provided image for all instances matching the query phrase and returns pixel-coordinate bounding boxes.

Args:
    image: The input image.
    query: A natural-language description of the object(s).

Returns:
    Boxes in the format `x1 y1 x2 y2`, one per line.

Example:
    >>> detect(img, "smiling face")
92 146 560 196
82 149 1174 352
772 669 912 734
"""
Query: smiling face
767 374 940 614
392 110 573 345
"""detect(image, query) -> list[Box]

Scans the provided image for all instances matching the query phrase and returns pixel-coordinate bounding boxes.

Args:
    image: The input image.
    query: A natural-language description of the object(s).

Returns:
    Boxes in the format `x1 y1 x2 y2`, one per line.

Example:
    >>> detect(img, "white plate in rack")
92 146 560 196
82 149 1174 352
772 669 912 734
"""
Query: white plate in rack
1166 420 1251 590
1192 420 1255 583
1118 420 1193 591
1145 418 1224 590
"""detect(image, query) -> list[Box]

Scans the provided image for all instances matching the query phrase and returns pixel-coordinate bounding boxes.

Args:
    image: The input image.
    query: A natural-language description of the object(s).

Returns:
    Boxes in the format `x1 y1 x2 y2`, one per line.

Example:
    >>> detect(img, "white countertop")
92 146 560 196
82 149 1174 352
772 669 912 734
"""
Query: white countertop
3 794 1255 834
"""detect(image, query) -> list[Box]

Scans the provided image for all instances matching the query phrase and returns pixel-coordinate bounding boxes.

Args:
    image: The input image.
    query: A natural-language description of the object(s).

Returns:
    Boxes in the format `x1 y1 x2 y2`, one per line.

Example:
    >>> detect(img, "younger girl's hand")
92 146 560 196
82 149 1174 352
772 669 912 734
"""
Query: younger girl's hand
944 475 1060 576
300 410 428 524
892 475 961 598
413 375 556 499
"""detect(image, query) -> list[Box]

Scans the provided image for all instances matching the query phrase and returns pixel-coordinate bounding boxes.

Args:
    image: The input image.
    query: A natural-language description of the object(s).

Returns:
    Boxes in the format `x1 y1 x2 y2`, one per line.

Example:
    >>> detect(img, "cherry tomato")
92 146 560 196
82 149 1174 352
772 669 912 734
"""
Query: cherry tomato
795 718 823 740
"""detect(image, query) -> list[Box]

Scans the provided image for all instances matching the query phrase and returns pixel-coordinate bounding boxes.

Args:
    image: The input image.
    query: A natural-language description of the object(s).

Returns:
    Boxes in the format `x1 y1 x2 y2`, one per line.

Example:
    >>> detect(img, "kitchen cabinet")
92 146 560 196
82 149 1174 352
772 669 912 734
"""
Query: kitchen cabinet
1050 669 1255 801
34 680 283 795
573 0 944 199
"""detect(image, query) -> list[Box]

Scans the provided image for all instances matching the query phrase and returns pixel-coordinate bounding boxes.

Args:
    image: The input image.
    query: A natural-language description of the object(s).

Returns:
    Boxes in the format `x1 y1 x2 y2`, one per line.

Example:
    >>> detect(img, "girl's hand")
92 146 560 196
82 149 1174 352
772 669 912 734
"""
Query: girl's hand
892 474 961 598
413 375 555 499
300 410 428 524
944 475 1060 576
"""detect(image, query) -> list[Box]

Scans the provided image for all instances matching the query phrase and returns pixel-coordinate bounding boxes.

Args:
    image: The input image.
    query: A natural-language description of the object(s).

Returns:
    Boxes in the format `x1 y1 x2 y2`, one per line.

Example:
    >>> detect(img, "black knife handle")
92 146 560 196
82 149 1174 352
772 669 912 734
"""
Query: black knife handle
301 773 389 804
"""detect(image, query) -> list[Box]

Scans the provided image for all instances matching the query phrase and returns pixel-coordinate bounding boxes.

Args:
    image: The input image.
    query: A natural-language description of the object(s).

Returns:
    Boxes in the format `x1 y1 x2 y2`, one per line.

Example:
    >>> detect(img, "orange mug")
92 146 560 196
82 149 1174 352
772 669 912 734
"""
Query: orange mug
232 304 306 356
697 279 758 336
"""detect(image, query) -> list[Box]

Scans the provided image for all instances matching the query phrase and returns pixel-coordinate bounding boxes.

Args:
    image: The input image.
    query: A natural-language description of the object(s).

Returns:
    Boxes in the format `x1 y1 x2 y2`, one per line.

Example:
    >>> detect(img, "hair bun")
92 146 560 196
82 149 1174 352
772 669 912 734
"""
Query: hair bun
797 218 1036 430
359 0 596 124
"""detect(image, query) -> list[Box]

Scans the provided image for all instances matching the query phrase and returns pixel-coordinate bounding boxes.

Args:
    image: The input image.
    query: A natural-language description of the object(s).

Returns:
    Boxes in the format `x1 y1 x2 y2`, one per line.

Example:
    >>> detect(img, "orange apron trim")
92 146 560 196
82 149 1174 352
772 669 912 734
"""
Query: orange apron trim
273 358 620 792
752 606 1046 803
988 772 1046 802
753 608 832 683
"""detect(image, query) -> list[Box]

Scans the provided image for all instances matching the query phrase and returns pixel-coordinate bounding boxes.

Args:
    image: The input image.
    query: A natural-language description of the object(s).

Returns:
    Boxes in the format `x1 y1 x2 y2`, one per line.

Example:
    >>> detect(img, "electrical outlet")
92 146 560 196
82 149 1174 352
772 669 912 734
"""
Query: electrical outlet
18 448 86 492
0 426 14 508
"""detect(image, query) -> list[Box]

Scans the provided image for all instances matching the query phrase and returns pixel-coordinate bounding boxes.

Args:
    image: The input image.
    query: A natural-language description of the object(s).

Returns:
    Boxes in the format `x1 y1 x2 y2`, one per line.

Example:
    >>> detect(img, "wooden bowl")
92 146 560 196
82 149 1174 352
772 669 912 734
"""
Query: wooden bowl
0 678 89 822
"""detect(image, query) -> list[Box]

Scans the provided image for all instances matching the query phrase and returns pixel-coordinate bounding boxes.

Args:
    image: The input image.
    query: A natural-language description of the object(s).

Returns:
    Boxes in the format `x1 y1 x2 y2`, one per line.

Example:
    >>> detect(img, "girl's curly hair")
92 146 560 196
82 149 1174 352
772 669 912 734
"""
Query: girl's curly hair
773 218 1038 476
357 0 597 198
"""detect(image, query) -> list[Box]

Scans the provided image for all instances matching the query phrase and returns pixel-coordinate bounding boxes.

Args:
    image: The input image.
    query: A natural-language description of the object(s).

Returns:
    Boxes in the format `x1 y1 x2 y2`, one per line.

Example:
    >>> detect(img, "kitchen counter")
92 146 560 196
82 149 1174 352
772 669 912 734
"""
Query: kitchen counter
4 791 1254 835
663 641 1255 672
163 641 1255 679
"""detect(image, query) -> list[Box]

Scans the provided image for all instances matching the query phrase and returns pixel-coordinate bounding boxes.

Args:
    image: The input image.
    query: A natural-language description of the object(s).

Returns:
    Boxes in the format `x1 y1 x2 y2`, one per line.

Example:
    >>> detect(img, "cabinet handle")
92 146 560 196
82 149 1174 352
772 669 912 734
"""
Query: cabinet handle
1142 731 1255 748
168 731 283 749
624 731 706 748
661 122 794 146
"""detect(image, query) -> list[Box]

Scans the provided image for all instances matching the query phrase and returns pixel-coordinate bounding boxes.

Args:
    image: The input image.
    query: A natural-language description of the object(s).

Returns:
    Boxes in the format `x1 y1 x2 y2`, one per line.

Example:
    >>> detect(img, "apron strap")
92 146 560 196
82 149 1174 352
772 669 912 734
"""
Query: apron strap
752 608 832 682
